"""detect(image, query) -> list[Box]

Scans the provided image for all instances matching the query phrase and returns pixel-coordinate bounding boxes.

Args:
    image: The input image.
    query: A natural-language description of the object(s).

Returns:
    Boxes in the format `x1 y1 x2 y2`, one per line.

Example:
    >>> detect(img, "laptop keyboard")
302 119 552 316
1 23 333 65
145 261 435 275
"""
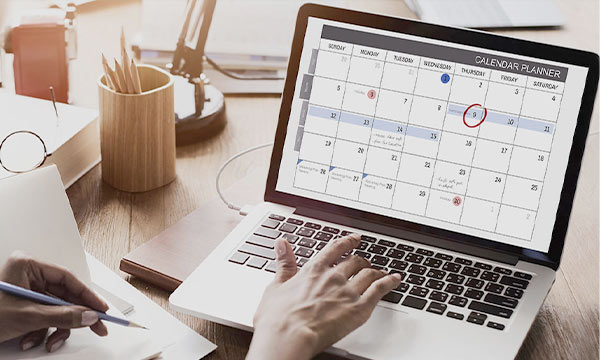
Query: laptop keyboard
229 214 534 331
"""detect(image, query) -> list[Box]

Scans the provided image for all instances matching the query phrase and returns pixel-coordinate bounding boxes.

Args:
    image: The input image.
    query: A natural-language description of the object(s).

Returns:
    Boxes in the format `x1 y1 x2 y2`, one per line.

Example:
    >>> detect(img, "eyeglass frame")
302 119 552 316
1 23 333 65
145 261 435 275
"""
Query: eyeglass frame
0 130 52 173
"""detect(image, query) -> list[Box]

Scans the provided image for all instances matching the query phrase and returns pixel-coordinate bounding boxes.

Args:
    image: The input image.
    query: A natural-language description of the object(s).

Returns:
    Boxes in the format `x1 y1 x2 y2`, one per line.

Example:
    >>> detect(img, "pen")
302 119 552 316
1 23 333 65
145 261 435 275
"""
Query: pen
0 280 147 329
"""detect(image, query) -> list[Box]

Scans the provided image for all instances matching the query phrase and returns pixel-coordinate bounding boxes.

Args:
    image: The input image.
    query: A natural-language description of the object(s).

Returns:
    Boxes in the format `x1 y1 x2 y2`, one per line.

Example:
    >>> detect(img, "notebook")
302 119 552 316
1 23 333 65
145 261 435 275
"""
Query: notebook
0 92 100 188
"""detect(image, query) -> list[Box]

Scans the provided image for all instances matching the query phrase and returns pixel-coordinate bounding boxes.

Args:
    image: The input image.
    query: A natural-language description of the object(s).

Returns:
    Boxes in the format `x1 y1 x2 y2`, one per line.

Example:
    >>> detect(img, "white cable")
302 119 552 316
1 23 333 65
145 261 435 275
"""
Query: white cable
216 142 274 213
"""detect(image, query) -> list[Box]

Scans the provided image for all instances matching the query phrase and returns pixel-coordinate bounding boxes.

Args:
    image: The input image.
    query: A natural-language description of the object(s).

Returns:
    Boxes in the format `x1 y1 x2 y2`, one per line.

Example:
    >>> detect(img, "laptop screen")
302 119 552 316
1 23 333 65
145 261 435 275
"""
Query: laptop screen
275 17 590 253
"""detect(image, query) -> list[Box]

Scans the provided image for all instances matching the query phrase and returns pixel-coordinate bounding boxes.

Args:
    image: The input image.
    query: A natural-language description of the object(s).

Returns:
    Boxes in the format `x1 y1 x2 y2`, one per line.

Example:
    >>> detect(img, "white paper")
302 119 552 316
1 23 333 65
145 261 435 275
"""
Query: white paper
0 166 91 284
87 255 217 359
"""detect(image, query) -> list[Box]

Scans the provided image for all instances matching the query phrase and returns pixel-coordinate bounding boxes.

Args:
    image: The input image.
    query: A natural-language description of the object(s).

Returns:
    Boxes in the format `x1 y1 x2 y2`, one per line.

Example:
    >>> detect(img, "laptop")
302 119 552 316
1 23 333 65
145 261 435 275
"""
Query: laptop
170 4 598 359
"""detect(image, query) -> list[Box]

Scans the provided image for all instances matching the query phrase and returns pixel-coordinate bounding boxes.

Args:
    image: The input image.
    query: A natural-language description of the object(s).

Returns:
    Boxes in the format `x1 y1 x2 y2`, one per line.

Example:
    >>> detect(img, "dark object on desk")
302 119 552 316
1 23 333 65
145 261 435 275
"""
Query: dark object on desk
120 167 266 291
170 0 226 146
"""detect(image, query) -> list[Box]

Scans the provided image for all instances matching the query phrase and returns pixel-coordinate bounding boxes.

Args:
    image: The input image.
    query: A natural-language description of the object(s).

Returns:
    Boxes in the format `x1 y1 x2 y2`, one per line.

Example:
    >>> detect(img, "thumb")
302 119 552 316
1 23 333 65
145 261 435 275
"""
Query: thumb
33 305 99 330
274 238 297 283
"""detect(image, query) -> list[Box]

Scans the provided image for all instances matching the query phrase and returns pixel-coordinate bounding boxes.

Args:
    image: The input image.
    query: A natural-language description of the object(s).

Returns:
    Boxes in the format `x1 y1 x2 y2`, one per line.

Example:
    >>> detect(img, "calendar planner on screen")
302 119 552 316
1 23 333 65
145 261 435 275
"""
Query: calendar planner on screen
276 19 589 253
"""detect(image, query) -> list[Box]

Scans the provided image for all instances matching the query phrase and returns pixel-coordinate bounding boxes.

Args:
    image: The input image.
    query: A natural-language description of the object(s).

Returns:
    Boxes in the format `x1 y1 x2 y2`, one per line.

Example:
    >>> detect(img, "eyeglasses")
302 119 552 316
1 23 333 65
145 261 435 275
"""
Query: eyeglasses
0 87 59 174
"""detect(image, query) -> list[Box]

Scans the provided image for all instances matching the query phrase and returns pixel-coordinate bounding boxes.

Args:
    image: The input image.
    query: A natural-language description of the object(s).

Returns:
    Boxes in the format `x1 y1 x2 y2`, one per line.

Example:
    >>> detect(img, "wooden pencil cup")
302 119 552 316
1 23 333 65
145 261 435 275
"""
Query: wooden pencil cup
98 64 176 192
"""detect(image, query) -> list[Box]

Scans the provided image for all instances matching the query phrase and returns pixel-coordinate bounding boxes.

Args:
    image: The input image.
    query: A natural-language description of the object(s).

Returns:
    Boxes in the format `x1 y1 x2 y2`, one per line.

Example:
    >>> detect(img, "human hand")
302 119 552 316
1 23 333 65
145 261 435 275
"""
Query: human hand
0 252 109 352
247 234 402 360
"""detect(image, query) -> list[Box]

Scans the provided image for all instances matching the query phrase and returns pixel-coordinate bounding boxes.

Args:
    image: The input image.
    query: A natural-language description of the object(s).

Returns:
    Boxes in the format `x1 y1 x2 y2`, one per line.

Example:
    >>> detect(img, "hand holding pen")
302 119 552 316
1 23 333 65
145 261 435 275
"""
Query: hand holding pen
0 252 110 353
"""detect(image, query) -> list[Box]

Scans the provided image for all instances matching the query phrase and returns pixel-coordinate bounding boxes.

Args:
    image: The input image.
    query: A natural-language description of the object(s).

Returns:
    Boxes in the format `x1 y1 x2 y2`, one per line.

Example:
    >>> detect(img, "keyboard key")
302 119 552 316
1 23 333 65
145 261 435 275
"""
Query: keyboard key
434 253 453 261
514 271 533 280
447 311 464 320
382 292 403 304
448 295 468 307
268 214 285 221
395 282 410 293
408 264 427 275
247 256 267 269
229 252 249 265
297 227 315 237
371 265 386 271
316 242 326 251
378 239 396 247
315 231 333 242
484 293 519 309
481 271 500 282
304 222 321 230
389 260 408 271
282 233 299 244
468 301 513 318
265 261 278 273
423 257 442 268
341 230 353 236
446 274 466 284
427 301 447 315
402 295 427 310
254 227 281 239
239 243 276 260
429 291 448 302
406 274 426 286
287 218 304 225
322 226 340 234
405 253 424 264
465 288 484 300
354 251 371 259
494 266 512 275
246 235 275 249
371 255 390 266
297 258 309 267
445 284 465 295
454 257 472 266
465 278 484 289
461 266 480 277
499 275 529 289
361 235 377 243
279 223 298 233
357 241 369 251
416 248 434 257
427 269 446 280
442 262 461 273
387 249 405 259
368 244 387 255
296 247 315 258
505 287 524 299
298 238 317 248
262 219 280 229
425 279 444 291
397 244 415 252
467 311 487 325
487 322 505 330
474 262 492 270
485 283 504 294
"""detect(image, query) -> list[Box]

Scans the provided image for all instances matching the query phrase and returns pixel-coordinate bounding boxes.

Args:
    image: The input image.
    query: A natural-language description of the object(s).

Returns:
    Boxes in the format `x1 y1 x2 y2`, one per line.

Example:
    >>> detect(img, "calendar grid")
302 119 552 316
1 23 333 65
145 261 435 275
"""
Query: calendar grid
293 30 568 243
528 86 566 239
458 72 491 224
323 44 354 195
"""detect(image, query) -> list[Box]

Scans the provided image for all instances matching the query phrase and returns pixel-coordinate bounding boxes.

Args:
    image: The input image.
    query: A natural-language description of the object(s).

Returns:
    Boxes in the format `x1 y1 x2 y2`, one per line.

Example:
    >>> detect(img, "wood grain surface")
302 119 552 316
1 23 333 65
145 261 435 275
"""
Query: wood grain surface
46 0 598 359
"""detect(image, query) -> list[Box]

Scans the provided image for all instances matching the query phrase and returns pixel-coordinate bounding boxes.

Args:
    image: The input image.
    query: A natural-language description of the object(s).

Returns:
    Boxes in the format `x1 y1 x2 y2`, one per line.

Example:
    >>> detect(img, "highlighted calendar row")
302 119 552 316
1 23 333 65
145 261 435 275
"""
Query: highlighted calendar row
293 160 537 239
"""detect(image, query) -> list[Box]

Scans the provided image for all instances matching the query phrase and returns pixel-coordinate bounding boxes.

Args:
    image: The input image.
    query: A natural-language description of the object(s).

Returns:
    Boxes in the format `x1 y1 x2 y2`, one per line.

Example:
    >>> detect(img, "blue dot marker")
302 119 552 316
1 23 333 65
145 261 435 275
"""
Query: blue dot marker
441 73 450 84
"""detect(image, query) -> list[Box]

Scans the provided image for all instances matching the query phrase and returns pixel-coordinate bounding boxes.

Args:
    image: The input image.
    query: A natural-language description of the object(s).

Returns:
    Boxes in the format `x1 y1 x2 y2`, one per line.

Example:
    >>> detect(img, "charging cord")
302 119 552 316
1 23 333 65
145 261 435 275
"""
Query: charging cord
205 56 285 81
216 142 274 215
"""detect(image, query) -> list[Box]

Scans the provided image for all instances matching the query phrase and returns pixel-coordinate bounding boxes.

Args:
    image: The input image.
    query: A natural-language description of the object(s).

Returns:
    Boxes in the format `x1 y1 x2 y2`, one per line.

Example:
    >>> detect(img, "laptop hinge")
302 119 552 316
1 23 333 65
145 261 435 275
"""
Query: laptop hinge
294 207 519 266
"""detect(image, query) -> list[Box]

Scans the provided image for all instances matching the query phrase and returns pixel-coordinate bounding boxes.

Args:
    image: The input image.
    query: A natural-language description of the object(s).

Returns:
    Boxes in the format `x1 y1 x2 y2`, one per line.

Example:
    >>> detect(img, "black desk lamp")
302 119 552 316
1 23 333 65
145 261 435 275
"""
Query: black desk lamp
170 0 226 146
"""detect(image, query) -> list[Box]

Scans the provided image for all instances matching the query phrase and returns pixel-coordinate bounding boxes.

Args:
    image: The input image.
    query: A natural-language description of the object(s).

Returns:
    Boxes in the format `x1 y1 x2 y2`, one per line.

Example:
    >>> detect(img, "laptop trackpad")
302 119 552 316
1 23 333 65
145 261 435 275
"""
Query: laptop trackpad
334 305 417 358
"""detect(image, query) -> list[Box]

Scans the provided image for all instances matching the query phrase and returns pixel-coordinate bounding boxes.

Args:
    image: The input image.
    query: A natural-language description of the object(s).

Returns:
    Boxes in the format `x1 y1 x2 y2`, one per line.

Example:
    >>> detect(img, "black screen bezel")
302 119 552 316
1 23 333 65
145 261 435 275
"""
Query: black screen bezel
265 4 599 270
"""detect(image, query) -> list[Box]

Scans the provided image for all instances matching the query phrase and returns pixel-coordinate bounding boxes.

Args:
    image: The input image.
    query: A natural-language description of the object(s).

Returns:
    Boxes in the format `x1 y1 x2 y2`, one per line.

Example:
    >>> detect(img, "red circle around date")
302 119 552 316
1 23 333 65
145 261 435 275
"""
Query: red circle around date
463 104 487 128
452 196 462 206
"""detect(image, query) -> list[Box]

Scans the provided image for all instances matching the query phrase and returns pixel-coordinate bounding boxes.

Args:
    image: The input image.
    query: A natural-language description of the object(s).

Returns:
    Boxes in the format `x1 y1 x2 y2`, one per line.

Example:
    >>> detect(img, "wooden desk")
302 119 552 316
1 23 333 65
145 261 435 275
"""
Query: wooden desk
11 0 595 358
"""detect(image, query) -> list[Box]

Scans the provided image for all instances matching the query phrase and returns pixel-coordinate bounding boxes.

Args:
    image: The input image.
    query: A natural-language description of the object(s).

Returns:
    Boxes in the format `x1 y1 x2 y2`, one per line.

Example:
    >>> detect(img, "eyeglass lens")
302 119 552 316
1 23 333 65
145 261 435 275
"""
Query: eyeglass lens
0 132 47 173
